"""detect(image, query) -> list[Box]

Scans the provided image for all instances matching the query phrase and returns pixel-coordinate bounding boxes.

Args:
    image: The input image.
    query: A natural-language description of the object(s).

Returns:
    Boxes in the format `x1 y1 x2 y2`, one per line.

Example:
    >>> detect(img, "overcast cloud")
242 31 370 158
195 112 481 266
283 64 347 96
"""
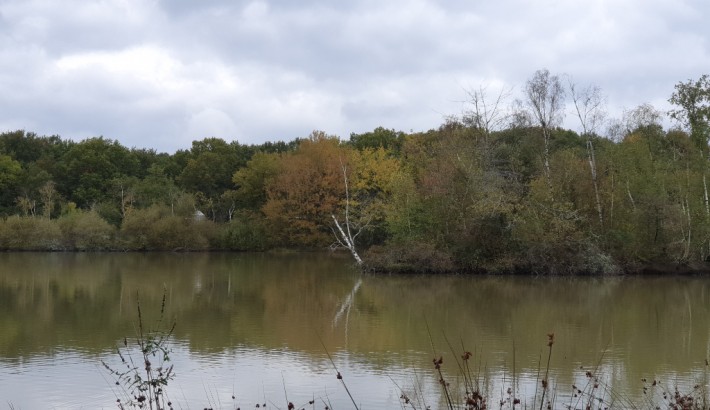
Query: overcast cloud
0 0 708 152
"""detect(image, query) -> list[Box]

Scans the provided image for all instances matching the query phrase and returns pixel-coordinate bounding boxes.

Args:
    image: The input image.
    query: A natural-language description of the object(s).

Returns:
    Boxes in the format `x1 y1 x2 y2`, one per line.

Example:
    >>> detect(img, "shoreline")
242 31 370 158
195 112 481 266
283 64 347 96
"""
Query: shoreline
2 247 709 276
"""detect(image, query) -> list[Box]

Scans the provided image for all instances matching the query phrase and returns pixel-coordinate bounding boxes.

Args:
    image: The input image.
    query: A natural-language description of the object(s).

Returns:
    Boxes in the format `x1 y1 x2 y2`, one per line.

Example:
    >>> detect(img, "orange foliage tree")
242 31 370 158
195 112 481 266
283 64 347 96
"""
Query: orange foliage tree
263 131 348 247
262 131 400 249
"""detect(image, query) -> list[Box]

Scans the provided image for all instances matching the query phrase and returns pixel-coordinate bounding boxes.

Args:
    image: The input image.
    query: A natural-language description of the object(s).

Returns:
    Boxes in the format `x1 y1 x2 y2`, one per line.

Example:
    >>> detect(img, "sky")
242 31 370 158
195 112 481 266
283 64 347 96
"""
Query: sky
0 0 708 153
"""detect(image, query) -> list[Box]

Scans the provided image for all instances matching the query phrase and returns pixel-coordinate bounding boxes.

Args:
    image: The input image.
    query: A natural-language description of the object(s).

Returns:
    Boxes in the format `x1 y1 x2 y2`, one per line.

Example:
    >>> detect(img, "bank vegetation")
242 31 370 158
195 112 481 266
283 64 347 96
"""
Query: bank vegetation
1 71 709 275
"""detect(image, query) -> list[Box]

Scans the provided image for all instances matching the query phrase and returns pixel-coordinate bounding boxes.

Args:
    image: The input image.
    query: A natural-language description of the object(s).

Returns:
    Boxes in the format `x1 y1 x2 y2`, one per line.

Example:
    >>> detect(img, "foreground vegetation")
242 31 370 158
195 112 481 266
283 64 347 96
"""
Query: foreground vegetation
1 71 709 274
107 297 710 410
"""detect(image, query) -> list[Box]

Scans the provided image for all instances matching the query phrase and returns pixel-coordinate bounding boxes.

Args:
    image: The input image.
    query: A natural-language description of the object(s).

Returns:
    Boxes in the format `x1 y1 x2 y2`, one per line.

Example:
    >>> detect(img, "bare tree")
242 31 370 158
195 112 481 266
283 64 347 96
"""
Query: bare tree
623 103 662 134
568 80 606 136
462 84 512 141
16 195 36 217
568 78 606 225
605 104 662 142
524 69 566 193
509 99 533 129
39 181 57 219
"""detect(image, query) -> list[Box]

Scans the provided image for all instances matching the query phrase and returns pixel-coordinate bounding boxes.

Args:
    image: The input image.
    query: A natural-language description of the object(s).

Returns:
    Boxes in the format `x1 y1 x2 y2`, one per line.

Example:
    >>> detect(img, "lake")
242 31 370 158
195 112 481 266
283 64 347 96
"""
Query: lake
0 252 709 409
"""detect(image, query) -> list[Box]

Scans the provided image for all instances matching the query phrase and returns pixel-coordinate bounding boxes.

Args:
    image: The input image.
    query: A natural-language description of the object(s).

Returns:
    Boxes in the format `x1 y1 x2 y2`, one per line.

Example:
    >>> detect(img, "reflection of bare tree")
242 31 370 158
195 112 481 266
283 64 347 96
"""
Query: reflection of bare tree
332 278 362 343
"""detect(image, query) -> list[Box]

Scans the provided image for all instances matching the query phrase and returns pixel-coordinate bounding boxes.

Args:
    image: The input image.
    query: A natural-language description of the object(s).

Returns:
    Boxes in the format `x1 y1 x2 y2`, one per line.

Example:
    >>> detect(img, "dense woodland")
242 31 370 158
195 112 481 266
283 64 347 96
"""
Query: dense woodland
0 70 709 274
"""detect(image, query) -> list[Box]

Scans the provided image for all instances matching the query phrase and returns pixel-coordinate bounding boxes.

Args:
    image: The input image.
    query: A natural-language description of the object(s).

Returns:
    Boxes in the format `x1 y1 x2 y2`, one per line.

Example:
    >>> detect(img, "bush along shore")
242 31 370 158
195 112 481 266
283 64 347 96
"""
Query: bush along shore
2 72 710 275
2 208 709 275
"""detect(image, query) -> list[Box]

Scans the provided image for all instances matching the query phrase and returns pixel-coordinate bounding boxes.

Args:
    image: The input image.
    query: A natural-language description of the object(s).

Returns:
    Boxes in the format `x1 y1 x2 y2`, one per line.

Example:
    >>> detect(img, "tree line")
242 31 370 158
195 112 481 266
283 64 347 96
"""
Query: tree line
0 70 708 274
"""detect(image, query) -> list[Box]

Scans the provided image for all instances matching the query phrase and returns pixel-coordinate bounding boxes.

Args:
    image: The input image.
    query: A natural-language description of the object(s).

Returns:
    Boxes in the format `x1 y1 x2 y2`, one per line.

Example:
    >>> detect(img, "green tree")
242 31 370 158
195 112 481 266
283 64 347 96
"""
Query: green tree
0 155 22 214
57 138 140 207
0 155 21 191
0 130 70 166
133 164 181 211
669 74 710 153
178 138 254 221
349 127 405 154
232 151 281 211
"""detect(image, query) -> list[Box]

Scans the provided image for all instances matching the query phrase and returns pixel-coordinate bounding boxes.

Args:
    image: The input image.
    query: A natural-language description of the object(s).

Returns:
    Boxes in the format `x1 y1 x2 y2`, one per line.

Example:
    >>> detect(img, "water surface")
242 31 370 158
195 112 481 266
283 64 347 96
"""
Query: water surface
0 252 709 408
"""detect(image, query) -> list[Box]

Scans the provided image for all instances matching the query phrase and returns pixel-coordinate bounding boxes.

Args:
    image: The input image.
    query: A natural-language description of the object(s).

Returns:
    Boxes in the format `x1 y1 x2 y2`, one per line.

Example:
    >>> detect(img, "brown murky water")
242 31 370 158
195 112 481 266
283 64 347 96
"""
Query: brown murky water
1 252 709 408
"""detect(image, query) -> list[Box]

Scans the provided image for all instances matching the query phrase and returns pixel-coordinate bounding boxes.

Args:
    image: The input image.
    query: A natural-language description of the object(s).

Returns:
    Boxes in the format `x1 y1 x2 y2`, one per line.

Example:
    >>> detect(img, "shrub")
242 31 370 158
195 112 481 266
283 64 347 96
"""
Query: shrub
0 216 62 250
364 241 456 273
515 237 621 275
120 205 216 251
119 205 166 250
150 216 213 251
217 210 272 251
57 210 116 250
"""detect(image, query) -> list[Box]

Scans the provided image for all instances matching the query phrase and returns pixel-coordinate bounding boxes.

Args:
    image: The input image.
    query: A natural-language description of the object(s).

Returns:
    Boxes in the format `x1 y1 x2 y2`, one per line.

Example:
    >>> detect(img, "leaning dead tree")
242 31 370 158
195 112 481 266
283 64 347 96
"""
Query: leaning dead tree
331 159 364 266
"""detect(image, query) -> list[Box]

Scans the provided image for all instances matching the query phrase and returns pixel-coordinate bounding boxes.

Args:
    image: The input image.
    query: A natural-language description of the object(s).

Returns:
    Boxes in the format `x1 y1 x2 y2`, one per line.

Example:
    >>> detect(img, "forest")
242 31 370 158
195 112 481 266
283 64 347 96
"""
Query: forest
0 70 709 275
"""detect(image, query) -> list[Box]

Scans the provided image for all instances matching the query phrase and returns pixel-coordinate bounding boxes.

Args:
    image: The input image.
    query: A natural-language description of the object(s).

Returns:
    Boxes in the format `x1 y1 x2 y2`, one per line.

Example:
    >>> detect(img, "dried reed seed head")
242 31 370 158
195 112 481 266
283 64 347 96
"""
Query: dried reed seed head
547 333 555 346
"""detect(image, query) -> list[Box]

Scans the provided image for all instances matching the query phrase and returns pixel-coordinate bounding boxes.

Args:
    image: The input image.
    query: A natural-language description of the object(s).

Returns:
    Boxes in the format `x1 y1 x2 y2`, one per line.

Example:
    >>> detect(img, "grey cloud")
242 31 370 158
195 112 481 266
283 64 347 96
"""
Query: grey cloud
0 0 708 152
1 1 161 57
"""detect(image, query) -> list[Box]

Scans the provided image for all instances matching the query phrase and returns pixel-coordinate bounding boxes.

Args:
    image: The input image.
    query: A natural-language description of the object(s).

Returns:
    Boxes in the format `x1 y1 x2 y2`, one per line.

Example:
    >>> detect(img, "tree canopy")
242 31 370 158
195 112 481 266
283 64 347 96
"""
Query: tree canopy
1 71 710 274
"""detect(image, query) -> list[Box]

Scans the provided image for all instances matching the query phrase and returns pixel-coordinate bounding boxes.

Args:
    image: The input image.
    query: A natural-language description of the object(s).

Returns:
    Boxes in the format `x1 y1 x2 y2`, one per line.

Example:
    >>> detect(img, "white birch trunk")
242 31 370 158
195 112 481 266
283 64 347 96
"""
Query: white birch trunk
542 128 554 201
609 173 615 228
332 214 363 265
586 139 603 225
626 180 636 211
331 160 364 266
704 174 709 217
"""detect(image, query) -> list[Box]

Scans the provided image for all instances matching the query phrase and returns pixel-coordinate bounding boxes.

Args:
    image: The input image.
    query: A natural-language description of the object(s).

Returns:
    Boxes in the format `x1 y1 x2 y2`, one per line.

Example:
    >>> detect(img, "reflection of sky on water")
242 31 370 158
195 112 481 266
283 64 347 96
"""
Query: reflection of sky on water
0 343 444 408
2 343 708 409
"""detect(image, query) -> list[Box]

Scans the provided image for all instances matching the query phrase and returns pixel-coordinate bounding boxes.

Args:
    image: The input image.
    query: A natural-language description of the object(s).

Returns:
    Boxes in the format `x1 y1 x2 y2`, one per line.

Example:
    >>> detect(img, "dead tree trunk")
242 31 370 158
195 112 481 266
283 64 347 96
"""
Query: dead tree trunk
331 160 364 266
